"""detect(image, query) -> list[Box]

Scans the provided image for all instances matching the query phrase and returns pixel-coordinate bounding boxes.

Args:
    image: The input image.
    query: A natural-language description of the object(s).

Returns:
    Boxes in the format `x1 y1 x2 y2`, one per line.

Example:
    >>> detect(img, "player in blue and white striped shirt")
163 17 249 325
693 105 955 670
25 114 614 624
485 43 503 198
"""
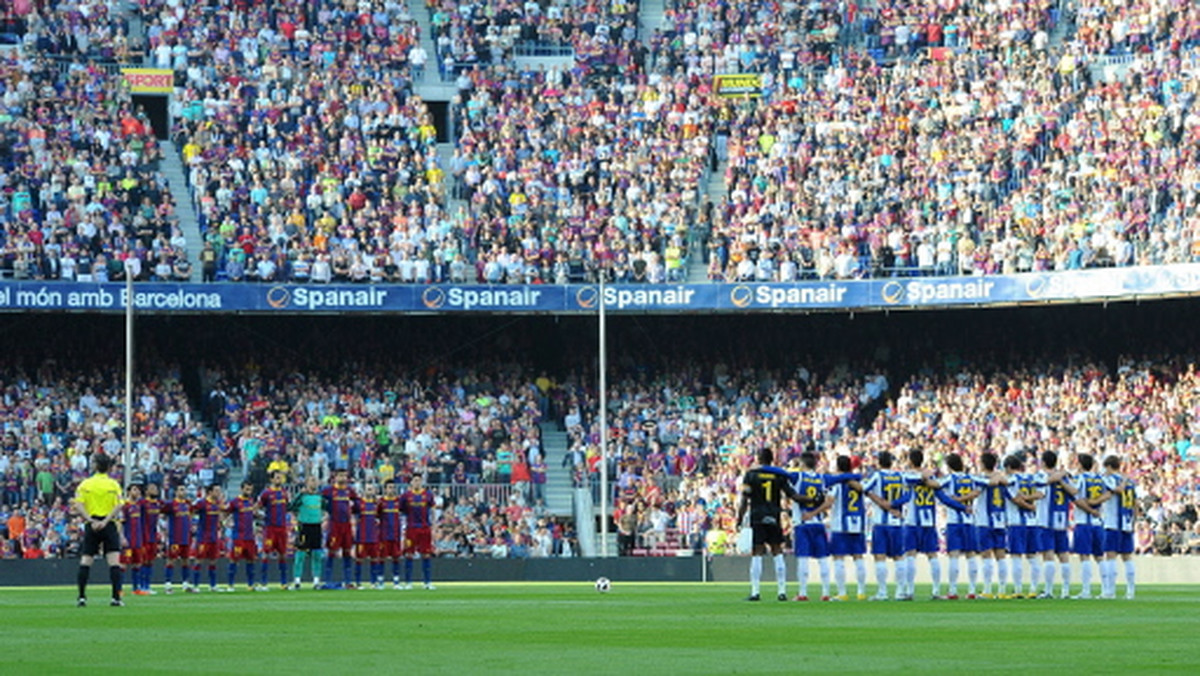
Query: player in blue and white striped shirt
1003 455 1044 598
1032 451 1076 599
1071 453 1106 599
827 455 869 600
940 453 984 599
1093 455 1139 600
788 452 861 601
862 452 908 601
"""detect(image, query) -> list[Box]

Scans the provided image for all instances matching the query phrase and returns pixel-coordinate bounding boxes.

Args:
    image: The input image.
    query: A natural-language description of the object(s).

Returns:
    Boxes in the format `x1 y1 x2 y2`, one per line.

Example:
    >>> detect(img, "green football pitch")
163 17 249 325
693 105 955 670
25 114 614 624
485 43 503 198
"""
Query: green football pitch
3 583 1197 674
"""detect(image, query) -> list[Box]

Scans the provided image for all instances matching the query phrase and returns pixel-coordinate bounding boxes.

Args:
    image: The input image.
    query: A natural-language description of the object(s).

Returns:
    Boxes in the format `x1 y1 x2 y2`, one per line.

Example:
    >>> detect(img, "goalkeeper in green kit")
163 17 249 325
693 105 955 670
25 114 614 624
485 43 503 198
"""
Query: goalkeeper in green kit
290 476 326 590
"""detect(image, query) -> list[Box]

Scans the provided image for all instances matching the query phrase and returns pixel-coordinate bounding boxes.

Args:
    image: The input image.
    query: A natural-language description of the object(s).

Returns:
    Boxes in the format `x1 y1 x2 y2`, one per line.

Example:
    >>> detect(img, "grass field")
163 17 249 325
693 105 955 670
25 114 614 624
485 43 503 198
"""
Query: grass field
3 583 1198 674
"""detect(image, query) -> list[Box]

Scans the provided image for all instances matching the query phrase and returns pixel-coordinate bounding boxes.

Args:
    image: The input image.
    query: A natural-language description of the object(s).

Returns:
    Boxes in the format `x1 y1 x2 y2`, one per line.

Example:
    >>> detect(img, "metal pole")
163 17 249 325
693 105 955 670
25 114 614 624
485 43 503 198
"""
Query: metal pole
598 273 609 558
123 269 134 488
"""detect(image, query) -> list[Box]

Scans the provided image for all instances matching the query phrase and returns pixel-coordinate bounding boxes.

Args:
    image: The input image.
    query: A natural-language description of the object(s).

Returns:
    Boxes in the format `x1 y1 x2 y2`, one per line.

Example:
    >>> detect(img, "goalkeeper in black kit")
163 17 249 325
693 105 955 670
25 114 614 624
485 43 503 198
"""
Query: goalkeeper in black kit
737 448 824 601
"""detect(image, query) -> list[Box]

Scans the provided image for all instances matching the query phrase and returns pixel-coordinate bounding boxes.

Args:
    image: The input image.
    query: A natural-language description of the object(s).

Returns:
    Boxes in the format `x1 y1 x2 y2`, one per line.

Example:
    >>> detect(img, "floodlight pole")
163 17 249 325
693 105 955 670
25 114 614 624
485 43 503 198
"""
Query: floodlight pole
123 267 134 489
598 270 609 558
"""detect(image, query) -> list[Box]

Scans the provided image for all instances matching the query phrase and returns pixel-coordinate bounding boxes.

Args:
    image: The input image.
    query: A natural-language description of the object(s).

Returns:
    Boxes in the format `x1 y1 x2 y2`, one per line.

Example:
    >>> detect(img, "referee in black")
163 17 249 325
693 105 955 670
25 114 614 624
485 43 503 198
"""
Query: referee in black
74 454 126 606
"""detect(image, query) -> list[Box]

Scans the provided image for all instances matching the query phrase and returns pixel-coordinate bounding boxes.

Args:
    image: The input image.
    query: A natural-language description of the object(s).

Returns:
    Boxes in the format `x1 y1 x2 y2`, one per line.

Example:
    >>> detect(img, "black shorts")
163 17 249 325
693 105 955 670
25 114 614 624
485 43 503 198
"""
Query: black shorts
297 523 323 551
82 521 121 557
752 522 785 547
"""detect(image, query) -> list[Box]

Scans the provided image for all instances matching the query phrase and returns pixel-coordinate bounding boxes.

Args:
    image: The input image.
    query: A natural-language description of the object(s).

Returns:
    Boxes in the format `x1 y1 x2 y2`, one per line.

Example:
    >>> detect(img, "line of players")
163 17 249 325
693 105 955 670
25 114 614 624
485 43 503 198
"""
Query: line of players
745 448 1138 601
116 469 439 593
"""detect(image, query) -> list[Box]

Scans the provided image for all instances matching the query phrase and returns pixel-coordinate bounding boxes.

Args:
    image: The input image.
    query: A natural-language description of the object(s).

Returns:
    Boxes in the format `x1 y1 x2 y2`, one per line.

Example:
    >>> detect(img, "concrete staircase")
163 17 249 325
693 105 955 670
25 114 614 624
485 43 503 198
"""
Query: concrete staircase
640 0 669 36
685 160 727 283
540 423 573 518
159 140 202 277
409 0 458 100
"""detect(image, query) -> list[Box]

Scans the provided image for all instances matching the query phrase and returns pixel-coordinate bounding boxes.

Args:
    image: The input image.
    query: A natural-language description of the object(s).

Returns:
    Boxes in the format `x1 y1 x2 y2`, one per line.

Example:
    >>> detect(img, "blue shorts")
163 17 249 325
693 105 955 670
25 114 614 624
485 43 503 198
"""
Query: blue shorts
1039 528 1070 554
1104 529 1134 555
903 525 939 554
870 525 904 558
1007 525 1029 555
976 526 1006 552
945 524 976 553
1072 524 1105 557
794 523 829 558
830 532 865 557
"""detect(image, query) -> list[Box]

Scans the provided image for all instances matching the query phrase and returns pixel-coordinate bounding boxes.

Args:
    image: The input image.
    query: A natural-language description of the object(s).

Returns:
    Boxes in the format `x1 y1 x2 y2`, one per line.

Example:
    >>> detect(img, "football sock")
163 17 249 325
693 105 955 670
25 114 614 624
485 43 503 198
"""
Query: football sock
405 558 415 585
834 559 847 595
356 562 363 585
110 565 123 600
1012 558 1024 594
982 557 994 594
1042 560 1055 593
246 563 256 587
898 558 911 596
227 563 237 587
165 565 174 584
929 557 942 596
342 557 352 583
423 558 432 586
1080 559 1093 595
967 557 979 594
750 556 763 596
817 558 830 597
261 561 270 584
294 551 308 582
208 565 217 589
392 560 401 581
323 557 333 583
948 557 960 594
1123 560 1135 596
1029 557 1041 592
874 560 888 596
77 564 89 599
280 561 288 586
773 554 786 596
996 558 1008 594
192 565 201 587
854 559 867 596
796 557 809 596
311 550 325 580
1059 562 1071 596
143 565 153 589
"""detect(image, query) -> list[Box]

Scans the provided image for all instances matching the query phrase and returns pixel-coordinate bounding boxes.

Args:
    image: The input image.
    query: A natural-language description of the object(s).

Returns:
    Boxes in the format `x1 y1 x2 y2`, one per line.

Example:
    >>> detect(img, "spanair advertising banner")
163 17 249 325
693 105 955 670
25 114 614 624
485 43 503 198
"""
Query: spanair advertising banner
3 264 1200 313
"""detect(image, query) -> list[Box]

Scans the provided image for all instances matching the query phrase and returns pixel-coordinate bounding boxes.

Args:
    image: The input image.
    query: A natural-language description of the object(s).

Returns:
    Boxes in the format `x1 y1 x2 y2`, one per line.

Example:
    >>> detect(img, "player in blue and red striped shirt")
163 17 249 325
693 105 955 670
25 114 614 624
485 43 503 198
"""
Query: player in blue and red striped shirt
192 485 224 591
258 472 291 590
139 484 164 595
225 481 260 591
378 481 405 588
162 485 194 593
322 470 358 587
121 484 144 595
354 484 383 589
400 475 437 590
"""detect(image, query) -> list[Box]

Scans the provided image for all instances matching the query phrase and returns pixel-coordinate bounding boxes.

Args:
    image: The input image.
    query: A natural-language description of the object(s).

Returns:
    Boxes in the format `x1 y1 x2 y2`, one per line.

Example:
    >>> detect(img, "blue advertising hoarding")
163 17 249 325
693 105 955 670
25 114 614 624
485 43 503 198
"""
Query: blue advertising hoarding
2 264 1200 314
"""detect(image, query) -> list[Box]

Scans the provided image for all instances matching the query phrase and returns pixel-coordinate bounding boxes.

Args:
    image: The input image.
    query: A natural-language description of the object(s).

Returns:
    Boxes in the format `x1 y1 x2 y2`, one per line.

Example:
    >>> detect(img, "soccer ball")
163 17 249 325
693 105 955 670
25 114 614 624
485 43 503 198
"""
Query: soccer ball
594 577 611 593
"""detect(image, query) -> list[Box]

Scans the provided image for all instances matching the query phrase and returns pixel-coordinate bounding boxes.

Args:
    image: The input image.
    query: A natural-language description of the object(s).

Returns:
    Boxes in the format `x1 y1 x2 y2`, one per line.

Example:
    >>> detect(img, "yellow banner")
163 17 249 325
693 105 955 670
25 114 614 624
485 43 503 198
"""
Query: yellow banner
122 68 174 94
714 73 762 98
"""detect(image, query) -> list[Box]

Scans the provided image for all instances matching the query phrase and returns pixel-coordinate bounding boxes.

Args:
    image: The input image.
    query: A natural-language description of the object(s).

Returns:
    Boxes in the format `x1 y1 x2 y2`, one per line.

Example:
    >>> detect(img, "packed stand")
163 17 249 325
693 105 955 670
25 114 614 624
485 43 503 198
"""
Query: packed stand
148 0 450 283
428 0 641 81
7 0 139 63
0 50 187 282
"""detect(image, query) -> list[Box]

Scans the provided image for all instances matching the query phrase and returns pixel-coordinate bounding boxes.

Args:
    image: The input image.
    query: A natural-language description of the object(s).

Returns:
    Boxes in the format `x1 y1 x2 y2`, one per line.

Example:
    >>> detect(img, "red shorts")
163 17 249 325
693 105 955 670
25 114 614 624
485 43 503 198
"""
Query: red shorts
379 540 403 559
355 542 379 560
404 527 433 556
23 548 44 559
229 539 258 561
327 523 354 553
167 543 191 560
121 546 143 566
192 542 221 560
263 526 290 556
141 543 159 562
